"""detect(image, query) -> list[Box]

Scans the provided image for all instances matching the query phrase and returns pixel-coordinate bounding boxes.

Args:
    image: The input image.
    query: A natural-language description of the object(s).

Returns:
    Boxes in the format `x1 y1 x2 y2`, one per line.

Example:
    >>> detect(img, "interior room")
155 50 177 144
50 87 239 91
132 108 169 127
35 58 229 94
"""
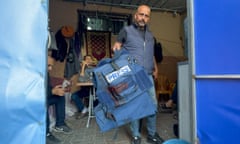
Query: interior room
2 1 240 144
49 0 187 84
48 0 188 143
0 0 240 144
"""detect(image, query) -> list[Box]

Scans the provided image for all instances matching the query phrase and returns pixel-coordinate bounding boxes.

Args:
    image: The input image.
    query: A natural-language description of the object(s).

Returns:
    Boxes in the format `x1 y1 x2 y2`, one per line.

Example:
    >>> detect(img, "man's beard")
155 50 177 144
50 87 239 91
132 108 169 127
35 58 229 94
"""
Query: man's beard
136 20 146 29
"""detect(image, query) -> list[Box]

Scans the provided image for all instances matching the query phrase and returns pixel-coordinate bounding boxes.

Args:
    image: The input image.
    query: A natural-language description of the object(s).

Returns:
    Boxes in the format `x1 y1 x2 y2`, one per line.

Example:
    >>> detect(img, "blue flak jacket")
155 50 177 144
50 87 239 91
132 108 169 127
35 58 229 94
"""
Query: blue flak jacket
93 49 156 132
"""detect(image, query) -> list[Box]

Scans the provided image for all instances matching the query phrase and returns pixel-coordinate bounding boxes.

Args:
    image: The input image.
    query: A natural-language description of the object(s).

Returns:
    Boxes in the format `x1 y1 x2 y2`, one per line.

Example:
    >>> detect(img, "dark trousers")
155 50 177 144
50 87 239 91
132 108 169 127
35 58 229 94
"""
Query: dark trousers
171 81 178 104
46 95 65 133
71 86 90 112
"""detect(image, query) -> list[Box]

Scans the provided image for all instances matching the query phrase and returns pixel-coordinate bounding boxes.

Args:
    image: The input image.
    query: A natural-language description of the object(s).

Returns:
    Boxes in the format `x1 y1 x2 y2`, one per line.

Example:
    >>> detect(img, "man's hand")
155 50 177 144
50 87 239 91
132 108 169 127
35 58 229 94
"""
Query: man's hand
80 60 87 76
112 42 122 51
52 85 65 96
153 70 158 81
81 60 88 67
153 56 158 81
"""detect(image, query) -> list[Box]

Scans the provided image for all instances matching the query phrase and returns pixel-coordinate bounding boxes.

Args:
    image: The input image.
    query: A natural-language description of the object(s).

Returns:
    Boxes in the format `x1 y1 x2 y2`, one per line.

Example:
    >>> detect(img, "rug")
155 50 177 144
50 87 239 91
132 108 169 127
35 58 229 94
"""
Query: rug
85 31 111 61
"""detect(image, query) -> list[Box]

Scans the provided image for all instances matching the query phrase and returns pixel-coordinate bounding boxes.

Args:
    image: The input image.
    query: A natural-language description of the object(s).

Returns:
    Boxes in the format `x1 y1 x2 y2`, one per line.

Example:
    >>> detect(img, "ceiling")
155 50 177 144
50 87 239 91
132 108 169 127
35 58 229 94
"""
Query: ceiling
66 0 186 14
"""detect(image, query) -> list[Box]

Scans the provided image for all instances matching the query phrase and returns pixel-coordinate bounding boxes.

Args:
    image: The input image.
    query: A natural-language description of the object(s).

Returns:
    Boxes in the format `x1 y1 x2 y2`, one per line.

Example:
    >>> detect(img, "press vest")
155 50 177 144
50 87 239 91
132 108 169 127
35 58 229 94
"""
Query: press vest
122 25 155 74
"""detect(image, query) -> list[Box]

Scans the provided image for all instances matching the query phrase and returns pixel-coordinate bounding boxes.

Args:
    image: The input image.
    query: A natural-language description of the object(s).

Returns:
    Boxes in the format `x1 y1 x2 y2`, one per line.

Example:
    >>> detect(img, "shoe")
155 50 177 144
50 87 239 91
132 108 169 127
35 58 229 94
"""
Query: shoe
173 113 178 120
158 103 172 113
53 124 72 134
159 103 172 109
81 107 88 113
46 133 61 144
131 136 141 144
147 132 164 144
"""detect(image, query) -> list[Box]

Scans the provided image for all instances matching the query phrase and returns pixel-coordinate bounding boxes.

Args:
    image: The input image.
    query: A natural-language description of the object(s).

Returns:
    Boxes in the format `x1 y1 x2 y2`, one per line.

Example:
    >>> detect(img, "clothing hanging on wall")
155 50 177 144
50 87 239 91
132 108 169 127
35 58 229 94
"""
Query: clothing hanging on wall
64 39 80 79
52 28 68 62
154 39 163 63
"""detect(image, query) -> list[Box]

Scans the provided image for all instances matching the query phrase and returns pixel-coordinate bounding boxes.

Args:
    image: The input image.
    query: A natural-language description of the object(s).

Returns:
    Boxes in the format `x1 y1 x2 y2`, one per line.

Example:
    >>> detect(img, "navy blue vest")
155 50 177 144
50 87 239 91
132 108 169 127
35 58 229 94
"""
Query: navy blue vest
122 25 154 74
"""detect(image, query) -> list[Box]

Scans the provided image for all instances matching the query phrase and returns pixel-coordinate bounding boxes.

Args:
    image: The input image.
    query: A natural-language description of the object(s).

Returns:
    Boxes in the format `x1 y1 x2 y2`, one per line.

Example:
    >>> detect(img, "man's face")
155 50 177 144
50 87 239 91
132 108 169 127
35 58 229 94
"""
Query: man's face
85 56 93 64
134 5 151 28
48 56 55 72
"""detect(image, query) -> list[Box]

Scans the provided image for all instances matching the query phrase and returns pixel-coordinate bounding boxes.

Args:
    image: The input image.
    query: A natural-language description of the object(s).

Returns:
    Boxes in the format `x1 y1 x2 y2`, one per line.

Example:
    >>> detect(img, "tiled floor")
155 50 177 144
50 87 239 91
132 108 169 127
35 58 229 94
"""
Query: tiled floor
52 110 178 144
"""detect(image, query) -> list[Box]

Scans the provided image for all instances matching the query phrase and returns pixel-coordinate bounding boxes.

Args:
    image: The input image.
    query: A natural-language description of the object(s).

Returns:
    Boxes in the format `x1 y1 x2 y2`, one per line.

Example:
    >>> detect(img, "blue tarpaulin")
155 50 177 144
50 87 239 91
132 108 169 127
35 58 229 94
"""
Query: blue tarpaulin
193 0 240 143
0 1 48 144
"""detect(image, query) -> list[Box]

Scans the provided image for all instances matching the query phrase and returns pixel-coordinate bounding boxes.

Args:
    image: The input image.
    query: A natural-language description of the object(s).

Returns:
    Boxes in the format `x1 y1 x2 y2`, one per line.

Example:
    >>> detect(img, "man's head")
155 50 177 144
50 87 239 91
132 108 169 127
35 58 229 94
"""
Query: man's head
48 56 55 72
134 5 151 29
83 55 93 65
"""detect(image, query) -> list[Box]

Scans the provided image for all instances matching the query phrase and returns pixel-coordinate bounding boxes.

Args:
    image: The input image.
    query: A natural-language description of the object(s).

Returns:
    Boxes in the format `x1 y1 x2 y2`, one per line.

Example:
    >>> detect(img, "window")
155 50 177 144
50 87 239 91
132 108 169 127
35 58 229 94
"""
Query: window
78 10 132 34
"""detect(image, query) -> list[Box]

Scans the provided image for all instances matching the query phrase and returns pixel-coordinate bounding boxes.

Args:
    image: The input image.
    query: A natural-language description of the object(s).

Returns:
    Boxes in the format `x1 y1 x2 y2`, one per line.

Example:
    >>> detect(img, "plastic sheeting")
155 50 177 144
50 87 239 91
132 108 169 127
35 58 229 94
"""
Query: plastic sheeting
0 1 48 144
193 0 240 143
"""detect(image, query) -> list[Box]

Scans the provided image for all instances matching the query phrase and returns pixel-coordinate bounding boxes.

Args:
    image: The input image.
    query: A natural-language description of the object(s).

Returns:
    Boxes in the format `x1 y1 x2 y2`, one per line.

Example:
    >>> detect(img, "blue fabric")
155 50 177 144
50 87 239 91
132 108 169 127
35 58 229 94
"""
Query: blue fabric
94 50 153 108
0 1 48 143
93 49 156 132
194 1 240 143
163 139 190 144
94 91 156 132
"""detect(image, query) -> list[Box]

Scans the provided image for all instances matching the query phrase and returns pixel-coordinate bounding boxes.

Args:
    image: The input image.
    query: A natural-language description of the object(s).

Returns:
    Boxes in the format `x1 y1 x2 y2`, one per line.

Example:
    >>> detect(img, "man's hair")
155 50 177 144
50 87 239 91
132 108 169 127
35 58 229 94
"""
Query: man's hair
136 4 151 12
48 50 52 56
83 55 92 60
48 50 56 61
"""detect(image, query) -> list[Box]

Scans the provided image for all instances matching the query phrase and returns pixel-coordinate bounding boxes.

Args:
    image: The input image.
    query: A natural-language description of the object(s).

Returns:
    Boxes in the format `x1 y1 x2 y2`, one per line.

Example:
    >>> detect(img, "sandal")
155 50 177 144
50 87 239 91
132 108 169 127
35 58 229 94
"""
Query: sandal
159 103 172 110
173 113 178 120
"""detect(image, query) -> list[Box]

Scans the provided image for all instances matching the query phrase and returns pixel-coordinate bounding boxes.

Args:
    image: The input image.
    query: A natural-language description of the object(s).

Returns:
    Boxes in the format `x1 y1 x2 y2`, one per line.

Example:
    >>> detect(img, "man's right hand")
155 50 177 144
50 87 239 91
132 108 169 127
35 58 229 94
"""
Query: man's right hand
52 85 65 96
112 42 122 51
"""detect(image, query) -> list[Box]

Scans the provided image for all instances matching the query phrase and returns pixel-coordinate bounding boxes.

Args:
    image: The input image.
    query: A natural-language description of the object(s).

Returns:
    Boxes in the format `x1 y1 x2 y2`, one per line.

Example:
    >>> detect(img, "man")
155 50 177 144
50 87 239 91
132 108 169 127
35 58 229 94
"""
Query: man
46 55 72 144
71 55 95 119
79 55 95 82
112 5 164 144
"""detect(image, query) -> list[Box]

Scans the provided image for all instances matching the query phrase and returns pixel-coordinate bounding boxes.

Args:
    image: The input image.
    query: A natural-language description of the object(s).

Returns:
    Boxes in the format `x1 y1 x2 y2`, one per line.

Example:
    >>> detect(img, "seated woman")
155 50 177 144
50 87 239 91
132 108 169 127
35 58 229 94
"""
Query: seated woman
71 55 96 119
